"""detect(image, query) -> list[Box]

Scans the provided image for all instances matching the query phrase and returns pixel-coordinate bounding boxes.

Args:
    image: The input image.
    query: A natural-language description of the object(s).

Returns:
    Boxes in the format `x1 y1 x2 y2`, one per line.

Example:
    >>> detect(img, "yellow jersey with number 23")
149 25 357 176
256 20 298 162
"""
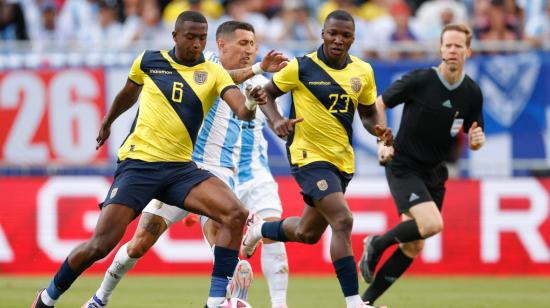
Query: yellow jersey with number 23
272 46 377 174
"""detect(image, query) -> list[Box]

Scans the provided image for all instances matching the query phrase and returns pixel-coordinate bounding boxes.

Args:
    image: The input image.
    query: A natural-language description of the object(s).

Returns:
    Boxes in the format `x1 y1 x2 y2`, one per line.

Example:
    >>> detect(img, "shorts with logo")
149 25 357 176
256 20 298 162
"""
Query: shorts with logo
236 167 282 219
145 162 234 226
291 161 353 207
101 158 214 215
385 159 448 215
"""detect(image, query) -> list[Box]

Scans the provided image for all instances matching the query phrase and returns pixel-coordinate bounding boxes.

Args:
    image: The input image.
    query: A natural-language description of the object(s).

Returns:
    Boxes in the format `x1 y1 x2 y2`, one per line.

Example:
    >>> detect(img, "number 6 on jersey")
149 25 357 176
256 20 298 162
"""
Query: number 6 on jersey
172 82 184 103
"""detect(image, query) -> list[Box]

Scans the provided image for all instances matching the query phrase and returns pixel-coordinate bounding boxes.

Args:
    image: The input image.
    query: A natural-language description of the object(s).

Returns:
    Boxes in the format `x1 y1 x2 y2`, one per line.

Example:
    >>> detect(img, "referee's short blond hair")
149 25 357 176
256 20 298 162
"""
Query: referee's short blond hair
440 24 473 47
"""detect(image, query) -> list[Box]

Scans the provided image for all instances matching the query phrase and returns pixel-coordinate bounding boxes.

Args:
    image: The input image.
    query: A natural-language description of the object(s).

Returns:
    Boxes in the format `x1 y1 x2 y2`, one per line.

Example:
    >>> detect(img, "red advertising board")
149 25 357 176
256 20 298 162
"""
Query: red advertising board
0 69 107 165
0 177 549 275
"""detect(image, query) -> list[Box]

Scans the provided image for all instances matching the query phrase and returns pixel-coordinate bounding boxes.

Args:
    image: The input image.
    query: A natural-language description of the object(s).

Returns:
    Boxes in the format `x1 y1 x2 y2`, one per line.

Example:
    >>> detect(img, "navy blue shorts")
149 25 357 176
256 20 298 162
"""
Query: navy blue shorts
291 161 353 207
101 159 214 213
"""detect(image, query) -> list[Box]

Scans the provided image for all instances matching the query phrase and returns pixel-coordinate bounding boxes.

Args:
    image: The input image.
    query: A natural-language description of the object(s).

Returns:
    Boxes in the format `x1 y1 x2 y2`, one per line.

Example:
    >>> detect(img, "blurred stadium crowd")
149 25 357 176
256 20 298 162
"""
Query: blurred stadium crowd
0 0 549 59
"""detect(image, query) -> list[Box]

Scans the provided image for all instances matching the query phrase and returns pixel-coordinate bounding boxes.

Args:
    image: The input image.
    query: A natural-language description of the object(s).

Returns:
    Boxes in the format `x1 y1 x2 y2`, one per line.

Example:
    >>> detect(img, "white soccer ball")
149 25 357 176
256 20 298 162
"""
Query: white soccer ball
218 298 252 308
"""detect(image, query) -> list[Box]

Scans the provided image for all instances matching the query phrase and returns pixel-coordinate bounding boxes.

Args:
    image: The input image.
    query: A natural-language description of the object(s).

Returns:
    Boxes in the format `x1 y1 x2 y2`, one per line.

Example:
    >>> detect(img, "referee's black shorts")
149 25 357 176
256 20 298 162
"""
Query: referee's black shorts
385 160 448 215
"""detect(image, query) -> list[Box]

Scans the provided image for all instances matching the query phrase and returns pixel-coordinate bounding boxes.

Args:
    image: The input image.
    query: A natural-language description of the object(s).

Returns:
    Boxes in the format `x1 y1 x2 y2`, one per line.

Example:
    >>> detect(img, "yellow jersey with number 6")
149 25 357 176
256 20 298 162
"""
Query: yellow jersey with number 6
272 46 377 174
118 49 237 162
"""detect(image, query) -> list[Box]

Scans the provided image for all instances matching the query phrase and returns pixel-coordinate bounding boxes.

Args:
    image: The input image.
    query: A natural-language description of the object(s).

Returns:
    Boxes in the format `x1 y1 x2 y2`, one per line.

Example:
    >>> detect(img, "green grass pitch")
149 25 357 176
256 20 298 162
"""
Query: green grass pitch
3 275 550 307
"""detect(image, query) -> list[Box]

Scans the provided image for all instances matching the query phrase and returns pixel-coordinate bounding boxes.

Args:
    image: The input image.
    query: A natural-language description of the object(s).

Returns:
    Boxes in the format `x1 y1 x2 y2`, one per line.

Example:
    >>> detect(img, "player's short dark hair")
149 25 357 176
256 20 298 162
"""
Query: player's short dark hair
175 11 207 29
441 23 473 47
216 21 255 40
324 10 355 28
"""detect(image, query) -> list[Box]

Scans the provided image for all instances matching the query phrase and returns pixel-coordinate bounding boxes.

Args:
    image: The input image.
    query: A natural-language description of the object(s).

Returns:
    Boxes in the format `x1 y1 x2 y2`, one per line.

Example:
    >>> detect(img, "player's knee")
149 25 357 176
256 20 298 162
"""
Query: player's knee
330 212 353 235
222 204 248 229
126 241 148 258
400 240 424 257
295 229 322 244
85 241 114 261
419 217 444 238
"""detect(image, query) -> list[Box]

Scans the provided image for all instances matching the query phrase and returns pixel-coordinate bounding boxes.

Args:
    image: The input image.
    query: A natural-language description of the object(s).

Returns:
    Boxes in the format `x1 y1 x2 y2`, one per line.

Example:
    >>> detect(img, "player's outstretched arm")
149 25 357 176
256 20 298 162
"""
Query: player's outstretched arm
358 96 393 146
468 121 485 150
261 81 302 138
96 79 142 149
226 50 289 84
223 86 266 121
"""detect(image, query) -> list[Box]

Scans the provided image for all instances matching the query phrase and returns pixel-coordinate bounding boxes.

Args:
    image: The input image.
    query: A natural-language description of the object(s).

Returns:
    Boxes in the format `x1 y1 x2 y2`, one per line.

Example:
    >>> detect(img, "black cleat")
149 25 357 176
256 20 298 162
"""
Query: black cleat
31 289 53 308
358 235 381 284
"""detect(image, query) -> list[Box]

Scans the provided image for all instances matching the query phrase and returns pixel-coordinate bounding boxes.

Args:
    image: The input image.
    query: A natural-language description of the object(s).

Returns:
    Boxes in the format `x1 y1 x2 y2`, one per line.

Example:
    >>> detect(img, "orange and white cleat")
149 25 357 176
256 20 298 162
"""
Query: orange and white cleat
240 213 264 259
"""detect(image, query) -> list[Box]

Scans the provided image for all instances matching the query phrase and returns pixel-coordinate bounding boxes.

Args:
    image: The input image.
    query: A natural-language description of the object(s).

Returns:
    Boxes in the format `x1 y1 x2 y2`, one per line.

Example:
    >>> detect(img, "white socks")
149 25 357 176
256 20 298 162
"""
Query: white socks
95 243 139 304
41 290 56 306
345 294 364 308
261 242 288 308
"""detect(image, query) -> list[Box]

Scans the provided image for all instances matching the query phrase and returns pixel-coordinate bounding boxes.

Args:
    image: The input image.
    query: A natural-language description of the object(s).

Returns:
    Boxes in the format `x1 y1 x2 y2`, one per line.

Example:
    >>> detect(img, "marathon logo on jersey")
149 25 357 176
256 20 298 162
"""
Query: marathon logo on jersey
350 77 362 93
317 179 328 191
194 71 208 84
308 81 331 86
149 69 173 75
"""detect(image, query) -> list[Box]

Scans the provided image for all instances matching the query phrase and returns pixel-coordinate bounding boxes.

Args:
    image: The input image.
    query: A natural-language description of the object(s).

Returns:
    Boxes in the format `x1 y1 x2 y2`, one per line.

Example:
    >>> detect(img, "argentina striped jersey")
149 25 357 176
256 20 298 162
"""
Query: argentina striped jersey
193 52 272 183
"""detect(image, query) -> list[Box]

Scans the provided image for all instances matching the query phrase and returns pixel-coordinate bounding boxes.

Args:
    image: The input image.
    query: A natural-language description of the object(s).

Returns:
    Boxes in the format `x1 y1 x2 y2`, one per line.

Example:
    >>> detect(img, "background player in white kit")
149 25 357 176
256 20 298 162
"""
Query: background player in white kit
84 21 292 308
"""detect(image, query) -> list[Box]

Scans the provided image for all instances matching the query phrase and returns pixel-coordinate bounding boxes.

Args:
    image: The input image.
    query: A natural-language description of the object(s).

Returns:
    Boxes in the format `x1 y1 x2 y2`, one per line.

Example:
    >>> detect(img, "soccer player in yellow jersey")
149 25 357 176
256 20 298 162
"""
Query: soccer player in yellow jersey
241 10 392 308
32 11 264 308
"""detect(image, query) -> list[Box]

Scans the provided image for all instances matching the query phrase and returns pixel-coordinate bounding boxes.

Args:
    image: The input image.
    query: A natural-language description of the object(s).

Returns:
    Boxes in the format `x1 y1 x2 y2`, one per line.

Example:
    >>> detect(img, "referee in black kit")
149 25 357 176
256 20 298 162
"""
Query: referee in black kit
357 23 486 305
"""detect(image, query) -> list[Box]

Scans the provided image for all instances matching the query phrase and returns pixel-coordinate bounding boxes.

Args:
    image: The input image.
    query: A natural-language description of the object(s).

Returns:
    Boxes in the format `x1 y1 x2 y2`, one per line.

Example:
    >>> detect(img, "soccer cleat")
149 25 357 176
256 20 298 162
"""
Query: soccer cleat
227 259 253 301
240 213 264 259
358 302 387 308
358 235 382 284
218 298 252 307
82 294 107 308
31 289 52 308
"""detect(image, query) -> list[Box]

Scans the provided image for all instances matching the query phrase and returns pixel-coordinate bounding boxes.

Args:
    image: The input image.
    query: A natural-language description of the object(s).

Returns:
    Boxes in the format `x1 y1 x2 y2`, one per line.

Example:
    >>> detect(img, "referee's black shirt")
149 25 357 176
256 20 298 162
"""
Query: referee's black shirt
382 67 484 170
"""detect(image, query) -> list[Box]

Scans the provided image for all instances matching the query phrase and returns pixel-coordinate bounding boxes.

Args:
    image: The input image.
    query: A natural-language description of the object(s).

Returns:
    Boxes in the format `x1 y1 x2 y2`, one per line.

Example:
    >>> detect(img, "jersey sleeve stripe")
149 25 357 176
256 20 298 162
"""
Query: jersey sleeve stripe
298 57 355 144
141 50 205 144
128 77 143 86
271 78 285 94
220 85 239 99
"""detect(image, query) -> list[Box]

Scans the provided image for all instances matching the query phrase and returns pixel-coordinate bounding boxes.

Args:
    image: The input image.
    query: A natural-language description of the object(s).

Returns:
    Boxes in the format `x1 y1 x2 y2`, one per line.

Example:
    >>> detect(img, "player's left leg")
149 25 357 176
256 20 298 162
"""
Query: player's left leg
199 217 254 304
361 214 421 304
182 177 248 308
244 161 364 307
312 193 365 308
85 200 186 307
360 166 446 305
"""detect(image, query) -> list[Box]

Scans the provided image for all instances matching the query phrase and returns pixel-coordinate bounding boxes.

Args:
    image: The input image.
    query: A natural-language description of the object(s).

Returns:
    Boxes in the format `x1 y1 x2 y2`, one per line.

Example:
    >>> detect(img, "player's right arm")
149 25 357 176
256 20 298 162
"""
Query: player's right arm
212 62 265 121
96 53 145 149
96 80 142 149
357 65 392 147
261 59 303 138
